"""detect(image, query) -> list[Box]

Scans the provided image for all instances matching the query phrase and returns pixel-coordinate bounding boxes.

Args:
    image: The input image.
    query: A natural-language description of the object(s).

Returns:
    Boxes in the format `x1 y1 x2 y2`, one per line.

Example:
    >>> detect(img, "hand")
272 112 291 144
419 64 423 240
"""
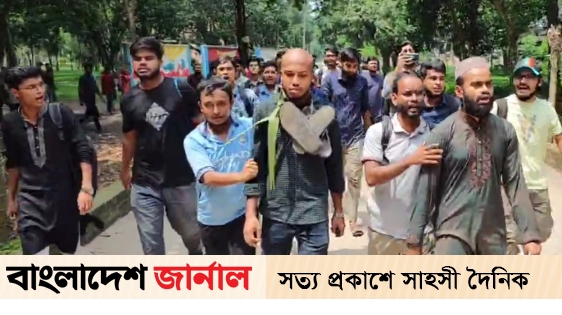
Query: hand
6 200 17 220
243 216 261 247
395 53 411 71
331 215 345 237
406 143 443 166
120 169 132 190
240 159 258 182
523 241 541 255
404 246 422 255
77 191 93 215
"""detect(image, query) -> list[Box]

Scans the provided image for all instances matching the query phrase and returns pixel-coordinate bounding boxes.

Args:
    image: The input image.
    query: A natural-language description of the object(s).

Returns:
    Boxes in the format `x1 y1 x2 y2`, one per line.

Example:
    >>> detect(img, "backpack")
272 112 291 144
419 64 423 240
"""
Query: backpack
48 103 99 196
496 98 508 119
379 115 393 164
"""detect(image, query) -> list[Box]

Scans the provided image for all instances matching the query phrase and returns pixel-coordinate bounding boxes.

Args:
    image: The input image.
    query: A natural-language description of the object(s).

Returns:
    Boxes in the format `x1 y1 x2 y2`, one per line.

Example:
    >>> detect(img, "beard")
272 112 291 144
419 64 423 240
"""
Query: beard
396 102 421 118
135 68 160 81
341 70 357 79
425 88 442 99
463 94 493 118
515 90 537 102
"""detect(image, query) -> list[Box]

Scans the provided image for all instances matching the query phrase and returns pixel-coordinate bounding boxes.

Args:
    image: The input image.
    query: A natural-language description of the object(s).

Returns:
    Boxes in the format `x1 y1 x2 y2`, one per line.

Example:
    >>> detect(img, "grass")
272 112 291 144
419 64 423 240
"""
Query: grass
53 68 102 102
0 238 21 255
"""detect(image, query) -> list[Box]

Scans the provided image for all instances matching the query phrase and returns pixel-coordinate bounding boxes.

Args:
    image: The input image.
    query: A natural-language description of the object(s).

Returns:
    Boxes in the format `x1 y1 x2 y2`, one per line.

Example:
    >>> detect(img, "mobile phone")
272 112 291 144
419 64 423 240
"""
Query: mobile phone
406 53 419 62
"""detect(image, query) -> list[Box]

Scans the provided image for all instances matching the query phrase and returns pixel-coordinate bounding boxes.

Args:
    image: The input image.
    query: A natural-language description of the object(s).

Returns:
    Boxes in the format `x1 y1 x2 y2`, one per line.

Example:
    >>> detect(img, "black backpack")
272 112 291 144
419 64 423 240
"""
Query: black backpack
48 103 98 196
496 98 508 119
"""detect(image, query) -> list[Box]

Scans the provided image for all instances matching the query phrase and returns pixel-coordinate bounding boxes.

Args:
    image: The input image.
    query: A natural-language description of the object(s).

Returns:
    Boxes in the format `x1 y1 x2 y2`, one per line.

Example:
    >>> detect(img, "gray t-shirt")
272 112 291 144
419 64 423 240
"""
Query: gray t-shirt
361 115 433 239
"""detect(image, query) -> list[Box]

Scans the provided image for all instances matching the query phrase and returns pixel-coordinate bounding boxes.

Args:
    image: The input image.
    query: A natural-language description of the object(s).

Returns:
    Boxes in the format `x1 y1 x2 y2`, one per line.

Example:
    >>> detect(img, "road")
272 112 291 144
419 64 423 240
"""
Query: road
76 166 562 255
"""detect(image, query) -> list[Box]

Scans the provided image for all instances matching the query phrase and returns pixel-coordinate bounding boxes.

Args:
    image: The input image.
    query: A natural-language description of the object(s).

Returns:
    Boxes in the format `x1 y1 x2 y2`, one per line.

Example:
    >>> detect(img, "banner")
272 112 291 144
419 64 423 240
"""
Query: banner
126 44 193 85
0 256 559 299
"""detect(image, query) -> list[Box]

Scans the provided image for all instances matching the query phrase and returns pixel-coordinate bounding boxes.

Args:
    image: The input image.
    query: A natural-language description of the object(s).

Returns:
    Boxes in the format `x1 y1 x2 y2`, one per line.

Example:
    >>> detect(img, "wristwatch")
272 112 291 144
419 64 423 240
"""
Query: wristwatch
81 187 94 196
333 212 345 218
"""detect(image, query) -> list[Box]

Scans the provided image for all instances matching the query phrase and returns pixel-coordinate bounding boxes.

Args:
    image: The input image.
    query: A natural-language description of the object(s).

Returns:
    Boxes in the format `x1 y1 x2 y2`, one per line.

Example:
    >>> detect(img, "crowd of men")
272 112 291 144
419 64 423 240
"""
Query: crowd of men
1 36 560 256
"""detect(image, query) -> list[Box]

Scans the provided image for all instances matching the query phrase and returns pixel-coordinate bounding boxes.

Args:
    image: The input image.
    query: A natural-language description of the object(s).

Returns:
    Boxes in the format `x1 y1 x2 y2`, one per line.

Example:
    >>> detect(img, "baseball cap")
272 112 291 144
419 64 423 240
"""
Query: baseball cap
513 57 541 76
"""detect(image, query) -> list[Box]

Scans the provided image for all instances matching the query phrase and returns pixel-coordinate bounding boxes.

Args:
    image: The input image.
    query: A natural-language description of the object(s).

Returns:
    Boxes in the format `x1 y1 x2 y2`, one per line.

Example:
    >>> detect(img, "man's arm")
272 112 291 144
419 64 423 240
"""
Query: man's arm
407 132 443 249
325 120 345 214
120 97 137 171
320 75 331 100
360 79 372 129
503 124 541 243
1 122 20 206
63 105 94 189
244 102 266 218
179 81 203 124
381 73 393 99
547 105 562 153
184 136 247 186
78 76 84 104
362 123 411 186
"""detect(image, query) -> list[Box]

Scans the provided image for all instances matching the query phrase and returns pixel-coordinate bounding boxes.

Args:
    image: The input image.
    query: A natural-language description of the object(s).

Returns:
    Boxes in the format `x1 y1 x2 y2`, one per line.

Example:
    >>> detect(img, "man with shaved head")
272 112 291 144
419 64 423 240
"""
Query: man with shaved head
243 48 346 255
406 57 542 255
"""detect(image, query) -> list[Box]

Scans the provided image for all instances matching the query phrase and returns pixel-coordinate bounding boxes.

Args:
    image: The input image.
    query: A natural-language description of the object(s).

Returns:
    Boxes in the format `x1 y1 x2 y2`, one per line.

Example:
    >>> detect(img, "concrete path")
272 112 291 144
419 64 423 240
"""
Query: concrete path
76 165 562 255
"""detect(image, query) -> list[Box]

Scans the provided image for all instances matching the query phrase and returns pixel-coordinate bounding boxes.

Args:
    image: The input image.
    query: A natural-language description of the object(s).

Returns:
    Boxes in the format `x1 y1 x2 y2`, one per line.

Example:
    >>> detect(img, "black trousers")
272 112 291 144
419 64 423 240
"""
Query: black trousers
198 215 255 255
20 223 79 255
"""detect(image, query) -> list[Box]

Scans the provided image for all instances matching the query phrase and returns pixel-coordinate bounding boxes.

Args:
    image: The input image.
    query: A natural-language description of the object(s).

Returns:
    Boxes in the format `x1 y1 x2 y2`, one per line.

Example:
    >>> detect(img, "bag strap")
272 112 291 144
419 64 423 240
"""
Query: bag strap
48 103 66 141
496 98 508 119
381 116 393 163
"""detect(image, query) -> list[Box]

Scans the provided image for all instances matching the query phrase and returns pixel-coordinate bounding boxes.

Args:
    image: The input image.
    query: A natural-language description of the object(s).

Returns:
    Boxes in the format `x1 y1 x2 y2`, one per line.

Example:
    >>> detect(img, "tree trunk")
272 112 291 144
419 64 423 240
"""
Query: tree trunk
123 0 137 41
0 12 7 66
55 54 60 71
5 27 17 67
549 53 559 107
234 0 249 66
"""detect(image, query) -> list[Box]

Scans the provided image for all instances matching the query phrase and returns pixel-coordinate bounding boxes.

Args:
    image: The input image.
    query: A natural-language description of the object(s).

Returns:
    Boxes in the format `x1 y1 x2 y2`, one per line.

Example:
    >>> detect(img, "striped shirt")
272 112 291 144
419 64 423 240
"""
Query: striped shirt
244 91 345 225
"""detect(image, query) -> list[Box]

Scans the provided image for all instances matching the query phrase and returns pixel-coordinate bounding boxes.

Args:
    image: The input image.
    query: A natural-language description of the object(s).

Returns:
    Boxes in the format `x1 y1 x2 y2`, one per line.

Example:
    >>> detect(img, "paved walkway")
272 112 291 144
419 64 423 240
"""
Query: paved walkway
76 165 562 255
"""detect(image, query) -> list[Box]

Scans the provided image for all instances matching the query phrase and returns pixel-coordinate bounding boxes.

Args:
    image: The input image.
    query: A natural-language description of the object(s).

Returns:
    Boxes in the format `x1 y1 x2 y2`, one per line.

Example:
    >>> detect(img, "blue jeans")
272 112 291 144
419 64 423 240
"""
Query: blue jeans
261 217 329 255
131 183 203 255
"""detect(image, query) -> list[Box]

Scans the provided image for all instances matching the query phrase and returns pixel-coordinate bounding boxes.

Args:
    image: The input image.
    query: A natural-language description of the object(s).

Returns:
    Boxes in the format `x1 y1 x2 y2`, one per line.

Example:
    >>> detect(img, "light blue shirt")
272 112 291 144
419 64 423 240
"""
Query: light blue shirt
183 116 254 226
255 85 277 103
232 86 259 118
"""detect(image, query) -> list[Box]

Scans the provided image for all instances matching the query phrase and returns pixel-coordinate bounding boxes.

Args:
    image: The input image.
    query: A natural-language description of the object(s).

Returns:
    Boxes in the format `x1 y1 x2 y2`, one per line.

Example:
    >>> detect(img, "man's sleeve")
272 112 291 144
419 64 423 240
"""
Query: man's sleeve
244 102 266 197
120 94 135 133
360 78 370 114
548 105 562 137
361 124 384 163
1 117 20 169
407 130 444 245
62 105 93 163
381 73 393 99
178 81 201 120
502 123 541 243
325 120 345 194
184 135 213 183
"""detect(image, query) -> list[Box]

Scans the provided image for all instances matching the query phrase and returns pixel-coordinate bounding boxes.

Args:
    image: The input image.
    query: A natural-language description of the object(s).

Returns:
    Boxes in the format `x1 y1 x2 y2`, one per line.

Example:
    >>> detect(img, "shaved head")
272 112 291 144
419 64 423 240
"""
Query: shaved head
281 48 314 71
280 48 314 99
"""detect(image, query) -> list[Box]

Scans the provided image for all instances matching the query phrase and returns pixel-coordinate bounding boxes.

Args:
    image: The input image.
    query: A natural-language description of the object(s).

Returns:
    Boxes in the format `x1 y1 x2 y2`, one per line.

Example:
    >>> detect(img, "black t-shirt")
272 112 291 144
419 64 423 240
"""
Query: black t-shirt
120 77 200 188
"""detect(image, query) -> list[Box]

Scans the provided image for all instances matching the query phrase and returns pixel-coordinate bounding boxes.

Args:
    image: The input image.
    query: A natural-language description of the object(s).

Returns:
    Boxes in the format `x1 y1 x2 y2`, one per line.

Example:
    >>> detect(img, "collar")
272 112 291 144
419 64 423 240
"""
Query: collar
391 114 428 135
258 84 278 96
337 71 358 83
423 95 447 111
197 116 241 139
19 104 48 124
460 111 490 130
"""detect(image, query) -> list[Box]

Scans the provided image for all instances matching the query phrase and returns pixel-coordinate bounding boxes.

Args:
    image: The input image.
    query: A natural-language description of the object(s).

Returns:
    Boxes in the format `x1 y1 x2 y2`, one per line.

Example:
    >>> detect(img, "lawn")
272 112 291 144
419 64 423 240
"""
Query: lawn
54 68 101 102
